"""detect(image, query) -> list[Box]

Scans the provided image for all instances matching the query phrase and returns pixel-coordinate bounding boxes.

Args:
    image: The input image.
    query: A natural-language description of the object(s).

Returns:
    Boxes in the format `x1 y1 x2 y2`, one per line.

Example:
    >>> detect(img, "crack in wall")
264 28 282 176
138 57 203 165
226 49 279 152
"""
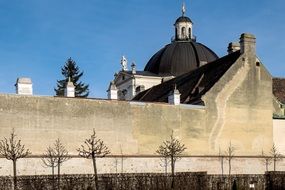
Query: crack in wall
209 58 250 151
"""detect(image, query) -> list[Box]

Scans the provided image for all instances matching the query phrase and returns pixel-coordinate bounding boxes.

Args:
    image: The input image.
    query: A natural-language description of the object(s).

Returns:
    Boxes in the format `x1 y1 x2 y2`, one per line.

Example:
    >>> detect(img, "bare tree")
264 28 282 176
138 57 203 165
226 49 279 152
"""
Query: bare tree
42 146 58 176
42 146 58 189
159 156 170 174
260 150 272 172
225 142 235 189
77 129 111 190
0 129 31 190
120 145 126 173
54 139 69 190
156 132 186 188
225 142 235 176
270 143 283 172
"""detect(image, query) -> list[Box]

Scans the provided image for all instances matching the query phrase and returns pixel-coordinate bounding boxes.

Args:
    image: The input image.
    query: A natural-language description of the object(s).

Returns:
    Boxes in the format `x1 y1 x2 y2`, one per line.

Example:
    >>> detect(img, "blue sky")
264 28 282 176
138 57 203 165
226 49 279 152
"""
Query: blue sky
0 0 284 98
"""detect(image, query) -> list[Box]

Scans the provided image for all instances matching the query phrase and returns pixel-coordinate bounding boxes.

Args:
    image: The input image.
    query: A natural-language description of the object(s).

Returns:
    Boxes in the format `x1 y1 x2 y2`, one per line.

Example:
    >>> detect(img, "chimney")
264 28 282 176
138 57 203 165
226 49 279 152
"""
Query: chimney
168 85 181 105
107 81 118 100
227 42 240 54
131 62 136 74
240 33 256 56
15 77 33 95
64 77 75 97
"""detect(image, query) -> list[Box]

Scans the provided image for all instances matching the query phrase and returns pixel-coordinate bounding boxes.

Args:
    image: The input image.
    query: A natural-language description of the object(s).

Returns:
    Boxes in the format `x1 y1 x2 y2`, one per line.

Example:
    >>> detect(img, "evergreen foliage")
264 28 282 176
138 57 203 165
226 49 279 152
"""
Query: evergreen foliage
55 58 89 97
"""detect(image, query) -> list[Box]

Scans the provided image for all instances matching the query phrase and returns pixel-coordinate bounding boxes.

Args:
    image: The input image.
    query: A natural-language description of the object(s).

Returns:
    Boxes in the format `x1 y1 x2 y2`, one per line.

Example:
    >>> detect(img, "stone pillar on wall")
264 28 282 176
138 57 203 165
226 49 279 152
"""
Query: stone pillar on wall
15 77 33 95
168 86 181 105
64 77 75 98
107 81 118 100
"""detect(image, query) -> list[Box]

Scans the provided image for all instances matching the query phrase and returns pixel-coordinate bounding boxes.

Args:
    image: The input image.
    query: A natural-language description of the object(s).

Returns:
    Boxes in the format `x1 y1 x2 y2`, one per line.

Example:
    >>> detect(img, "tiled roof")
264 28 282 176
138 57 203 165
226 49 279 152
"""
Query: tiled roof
133 51 241 104
273 78 285 104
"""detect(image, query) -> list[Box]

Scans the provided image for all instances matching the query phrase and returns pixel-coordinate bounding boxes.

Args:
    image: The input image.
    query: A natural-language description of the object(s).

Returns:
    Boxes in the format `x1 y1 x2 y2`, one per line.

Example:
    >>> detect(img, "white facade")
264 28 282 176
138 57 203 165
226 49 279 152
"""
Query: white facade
108 71 164 100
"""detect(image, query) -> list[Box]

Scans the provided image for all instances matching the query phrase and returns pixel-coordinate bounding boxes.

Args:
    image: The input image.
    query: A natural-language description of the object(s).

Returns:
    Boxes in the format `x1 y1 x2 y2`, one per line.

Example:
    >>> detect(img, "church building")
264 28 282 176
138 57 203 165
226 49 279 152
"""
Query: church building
107 4 217 101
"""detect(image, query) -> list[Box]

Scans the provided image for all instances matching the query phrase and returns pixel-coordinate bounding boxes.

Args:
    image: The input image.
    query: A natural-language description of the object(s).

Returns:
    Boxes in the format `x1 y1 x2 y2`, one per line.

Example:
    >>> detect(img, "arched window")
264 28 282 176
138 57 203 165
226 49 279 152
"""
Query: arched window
181 27 186 37
135 86 141 94
189 28 192 39
119 89 127 100
122 89 127 96
136 85 145 94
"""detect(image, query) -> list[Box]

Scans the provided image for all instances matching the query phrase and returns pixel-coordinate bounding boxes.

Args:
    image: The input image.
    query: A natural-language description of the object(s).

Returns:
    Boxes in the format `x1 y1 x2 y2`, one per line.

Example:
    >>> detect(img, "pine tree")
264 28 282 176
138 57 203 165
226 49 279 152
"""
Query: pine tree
55 58 89 97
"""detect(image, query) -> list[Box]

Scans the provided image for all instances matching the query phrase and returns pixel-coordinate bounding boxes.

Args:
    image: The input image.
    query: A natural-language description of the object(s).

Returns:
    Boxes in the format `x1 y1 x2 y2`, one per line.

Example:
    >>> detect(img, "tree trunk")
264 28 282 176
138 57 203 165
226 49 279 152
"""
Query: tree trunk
165 157 168 174
274 159 276 172
92 155 99 190
52 165 54 176
229 159 231 176
221 157 224 176
58 161 60 190
13 160 17 190
171 156 175 189
121 156 124 173
52 165 55 190
228 159 231 189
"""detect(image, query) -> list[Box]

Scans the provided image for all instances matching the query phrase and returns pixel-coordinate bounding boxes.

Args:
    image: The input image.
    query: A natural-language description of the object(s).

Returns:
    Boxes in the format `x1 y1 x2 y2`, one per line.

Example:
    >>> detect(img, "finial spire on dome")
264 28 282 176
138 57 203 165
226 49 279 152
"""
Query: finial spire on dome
182 2 186 16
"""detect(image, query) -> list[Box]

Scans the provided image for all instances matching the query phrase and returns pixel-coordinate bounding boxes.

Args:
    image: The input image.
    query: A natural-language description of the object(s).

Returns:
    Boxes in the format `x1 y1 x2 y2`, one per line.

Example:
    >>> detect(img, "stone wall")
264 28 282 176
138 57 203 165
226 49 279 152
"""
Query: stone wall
0 95 207 156
1 156 285 176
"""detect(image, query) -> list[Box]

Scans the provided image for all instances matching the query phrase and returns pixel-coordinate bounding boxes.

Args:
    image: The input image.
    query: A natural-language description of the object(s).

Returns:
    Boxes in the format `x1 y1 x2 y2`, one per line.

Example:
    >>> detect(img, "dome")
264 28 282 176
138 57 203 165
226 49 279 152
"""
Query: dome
144 41 219 76
175 16 192 24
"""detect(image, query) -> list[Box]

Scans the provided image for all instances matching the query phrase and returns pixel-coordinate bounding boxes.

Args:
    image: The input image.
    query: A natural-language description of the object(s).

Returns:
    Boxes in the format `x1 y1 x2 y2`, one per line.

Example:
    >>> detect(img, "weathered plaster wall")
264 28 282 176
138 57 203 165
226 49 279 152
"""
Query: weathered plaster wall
0 95 206 156
273 119 285 154
204 55 272 155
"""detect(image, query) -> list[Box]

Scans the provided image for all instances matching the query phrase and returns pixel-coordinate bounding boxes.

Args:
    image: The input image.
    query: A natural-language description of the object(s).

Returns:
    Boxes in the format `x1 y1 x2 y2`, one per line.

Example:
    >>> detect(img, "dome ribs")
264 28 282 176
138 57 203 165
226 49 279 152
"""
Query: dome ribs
144 41 219 76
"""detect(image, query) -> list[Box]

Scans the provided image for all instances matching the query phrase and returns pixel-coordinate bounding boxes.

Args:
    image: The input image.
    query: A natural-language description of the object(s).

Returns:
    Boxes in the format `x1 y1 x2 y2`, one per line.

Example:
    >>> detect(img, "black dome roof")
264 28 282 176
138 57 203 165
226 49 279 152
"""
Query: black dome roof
144 41 219 76
175 16 192 23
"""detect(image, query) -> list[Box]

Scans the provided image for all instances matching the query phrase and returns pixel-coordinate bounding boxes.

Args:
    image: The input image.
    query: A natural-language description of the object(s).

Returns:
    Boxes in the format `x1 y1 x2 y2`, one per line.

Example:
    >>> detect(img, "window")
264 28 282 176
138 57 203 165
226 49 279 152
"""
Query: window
181 27 186 37
122 89 127 96
135 85 145 94
256 62 261 80
135 87 140 94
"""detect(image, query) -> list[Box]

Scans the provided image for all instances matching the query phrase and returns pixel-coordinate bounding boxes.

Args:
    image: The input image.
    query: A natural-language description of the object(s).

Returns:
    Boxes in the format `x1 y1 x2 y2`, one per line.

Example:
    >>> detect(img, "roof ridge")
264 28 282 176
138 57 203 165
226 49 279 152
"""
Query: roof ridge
134 50 241 104
273 77 285 80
